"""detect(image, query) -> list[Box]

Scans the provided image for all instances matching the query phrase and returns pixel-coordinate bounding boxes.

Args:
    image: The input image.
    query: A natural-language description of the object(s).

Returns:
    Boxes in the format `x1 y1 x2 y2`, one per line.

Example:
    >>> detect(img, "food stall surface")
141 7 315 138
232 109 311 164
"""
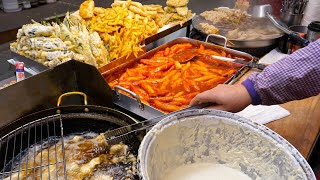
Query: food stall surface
236 71 320 161
0 0 319 176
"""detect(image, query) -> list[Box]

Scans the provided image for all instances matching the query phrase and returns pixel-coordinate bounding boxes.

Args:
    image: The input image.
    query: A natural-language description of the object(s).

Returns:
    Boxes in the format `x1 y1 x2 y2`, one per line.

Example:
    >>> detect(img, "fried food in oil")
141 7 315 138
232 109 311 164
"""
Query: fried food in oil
234 0 250 12
5 133 137 180
199 23 219 34
200 8 282 40
200 8 248 26
106 43 243 113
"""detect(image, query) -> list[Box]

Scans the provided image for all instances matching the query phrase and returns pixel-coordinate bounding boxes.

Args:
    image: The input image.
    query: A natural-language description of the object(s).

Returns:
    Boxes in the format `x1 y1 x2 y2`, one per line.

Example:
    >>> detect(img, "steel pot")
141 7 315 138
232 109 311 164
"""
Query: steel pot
138 109 315 180
192 14 283 49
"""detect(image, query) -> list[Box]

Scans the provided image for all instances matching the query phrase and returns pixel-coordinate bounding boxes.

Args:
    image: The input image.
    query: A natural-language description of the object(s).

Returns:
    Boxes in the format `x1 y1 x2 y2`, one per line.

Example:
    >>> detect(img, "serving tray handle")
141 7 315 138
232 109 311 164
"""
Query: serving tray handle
205 34 228 48
114 85 144 111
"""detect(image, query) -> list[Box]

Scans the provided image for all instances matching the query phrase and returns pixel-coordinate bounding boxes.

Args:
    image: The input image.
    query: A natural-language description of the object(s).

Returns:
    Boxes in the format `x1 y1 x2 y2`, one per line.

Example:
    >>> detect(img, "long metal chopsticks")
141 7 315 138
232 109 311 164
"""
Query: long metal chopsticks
282 0 308 14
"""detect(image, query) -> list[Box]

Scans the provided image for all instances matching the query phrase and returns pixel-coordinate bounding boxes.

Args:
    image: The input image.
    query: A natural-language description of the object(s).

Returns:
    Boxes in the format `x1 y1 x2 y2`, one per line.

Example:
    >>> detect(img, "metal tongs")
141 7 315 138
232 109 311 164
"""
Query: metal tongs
172 49 266 70
105 102 213 144
199 55 266 70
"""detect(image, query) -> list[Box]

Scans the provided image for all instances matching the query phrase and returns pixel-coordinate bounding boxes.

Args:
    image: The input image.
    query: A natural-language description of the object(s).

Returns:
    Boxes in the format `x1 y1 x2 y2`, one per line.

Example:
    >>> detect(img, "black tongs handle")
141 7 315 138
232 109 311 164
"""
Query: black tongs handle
289 32 310 47
105 102 213 143
248 62 267 71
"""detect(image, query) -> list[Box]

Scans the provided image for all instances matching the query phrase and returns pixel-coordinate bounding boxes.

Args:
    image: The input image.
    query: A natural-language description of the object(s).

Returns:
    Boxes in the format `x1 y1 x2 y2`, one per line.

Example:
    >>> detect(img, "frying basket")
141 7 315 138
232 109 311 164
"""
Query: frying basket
0 114 67 179
0 91 140 180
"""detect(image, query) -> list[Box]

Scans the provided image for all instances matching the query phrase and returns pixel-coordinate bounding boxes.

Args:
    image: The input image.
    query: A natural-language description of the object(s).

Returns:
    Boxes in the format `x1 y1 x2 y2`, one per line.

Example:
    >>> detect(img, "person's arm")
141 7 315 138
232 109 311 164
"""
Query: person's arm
242 39 320 105
190 39 320 112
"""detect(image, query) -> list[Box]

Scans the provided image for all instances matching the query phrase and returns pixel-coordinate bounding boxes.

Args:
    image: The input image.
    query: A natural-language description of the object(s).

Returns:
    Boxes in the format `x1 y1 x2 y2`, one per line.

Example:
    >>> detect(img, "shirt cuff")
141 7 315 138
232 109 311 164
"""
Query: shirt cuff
242 79 262 105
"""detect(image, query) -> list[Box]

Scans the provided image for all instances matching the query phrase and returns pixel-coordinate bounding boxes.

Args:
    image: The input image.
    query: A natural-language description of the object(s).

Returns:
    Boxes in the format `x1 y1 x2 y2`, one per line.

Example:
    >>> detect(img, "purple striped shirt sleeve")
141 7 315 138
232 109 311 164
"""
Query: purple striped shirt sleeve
242 39 320 105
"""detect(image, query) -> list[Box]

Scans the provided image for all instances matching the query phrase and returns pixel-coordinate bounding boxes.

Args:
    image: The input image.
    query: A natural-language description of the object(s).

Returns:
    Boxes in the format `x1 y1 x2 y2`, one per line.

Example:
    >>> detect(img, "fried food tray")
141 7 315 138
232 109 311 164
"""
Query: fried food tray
101 37 254 119
10 19 192 76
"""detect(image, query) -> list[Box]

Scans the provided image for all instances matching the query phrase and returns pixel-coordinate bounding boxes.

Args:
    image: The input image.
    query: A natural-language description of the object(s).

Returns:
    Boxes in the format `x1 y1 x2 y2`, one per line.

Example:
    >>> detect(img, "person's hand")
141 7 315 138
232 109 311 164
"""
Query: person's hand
190 84 252 113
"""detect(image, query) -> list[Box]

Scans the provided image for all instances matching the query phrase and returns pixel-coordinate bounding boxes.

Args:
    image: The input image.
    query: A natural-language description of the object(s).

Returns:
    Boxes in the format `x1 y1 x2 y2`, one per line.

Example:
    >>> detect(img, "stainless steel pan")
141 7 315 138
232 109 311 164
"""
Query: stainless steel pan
192 14 284 48
101 37 254 119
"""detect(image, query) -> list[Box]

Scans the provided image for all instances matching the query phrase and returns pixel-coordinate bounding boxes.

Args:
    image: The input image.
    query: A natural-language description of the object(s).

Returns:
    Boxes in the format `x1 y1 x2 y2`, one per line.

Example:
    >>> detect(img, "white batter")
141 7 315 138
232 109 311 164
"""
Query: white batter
163 163 252 180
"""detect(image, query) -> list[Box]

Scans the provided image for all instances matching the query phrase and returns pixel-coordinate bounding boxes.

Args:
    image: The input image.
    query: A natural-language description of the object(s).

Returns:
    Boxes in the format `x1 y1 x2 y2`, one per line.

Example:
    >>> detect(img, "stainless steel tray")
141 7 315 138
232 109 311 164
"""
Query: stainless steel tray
102 37 254 119
10 51 49 75
145 19 192 45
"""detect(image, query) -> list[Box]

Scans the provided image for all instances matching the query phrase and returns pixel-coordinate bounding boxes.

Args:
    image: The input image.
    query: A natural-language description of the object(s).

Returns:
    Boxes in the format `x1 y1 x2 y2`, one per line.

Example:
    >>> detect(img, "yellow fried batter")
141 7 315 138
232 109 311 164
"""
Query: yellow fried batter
144 4 164 13
175 6 188 17
129 5 147 17
163 0 192 26
167 0 189 7
79 0 164 60
80 0 94 19
93 7 105 15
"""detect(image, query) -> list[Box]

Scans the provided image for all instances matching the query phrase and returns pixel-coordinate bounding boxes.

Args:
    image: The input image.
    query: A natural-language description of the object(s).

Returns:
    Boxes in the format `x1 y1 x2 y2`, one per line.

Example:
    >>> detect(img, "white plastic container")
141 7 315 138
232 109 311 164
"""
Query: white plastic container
301 0 320 26
2 0 22 13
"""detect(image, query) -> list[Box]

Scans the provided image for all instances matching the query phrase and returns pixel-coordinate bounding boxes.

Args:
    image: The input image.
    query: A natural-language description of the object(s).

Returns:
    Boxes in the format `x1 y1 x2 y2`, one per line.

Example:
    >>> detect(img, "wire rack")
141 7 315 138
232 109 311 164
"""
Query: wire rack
0 114 67 180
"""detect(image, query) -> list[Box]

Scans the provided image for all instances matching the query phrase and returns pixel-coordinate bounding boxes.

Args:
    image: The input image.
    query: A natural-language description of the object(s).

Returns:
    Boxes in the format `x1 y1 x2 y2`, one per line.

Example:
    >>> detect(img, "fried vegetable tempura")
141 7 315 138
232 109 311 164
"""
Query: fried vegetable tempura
162 0 192 25
10 11 111 68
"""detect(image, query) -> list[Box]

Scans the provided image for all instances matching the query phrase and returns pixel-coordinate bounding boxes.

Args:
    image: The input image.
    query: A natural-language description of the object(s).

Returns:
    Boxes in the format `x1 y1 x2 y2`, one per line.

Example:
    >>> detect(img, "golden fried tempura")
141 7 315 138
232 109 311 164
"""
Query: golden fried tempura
80 0 94 19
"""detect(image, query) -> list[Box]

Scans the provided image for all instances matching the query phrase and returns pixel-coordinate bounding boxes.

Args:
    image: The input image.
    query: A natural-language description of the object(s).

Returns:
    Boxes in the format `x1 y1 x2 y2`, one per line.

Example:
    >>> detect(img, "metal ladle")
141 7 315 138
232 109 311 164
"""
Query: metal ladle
252 4 309 47
266 12 310 47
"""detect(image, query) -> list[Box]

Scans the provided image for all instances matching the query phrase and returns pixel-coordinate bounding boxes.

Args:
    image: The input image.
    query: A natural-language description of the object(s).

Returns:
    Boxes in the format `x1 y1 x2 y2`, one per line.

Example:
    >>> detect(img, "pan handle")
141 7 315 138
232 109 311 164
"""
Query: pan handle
114 85 144 111
205 34 228 48
56 92 89 113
